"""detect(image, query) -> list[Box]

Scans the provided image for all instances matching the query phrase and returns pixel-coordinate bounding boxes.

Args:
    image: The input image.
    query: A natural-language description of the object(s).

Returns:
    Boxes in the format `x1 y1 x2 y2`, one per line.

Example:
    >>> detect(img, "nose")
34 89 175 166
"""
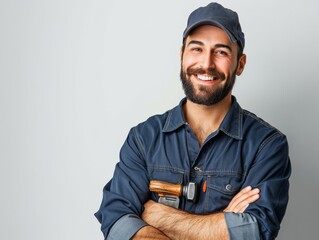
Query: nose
201 51 215 70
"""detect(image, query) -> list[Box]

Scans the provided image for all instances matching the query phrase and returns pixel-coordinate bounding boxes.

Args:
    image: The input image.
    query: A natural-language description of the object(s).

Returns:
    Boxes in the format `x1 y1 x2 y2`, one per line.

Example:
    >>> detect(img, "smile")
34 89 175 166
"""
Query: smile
196 74 218 81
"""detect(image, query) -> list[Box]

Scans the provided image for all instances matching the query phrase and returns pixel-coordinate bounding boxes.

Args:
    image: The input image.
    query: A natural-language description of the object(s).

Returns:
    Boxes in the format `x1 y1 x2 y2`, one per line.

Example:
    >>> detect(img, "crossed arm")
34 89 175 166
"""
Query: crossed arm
132 186 260 240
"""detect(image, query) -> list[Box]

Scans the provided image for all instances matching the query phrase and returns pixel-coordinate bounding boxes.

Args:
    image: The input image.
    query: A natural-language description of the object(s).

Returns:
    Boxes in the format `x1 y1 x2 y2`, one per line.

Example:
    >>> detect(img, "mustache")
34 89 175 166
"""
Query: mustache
186 67 225 80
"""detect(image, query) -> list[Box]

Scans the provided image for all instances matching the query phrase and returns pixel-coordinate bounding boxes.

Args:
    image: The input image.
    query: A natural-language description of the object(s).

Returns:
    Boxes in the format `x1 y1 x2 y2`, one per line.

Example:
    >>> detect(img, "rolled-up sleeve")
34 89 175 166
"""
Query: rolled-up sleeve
95 127 150 238
106 214 148 240
224 212 261 240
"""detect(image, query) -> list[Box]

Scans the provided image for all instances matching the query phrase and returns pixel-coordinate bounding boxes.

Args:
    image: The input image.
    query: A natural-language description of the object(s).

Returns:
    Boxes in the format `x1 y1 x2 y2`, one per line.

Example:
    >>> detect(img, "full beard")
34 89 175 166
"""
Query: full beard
180 65 237 106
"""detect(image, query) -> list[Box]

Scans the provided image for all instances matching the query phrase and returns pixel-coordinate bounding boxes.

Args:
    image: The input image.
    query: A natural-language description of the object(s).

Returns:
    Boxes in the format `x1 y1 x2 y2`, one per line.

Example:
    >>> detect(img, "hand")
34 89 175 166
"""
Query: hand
224 186 260 213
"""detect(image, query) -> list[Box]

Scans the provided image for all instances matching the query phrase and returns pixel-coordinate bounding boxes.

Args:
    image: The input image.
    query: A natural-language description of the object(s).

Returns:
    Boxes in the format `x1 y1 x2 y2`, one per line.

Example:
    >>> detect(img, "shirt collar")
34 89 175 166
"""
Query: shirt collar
163 96 243 140
219 96 243 140
163 98 187 132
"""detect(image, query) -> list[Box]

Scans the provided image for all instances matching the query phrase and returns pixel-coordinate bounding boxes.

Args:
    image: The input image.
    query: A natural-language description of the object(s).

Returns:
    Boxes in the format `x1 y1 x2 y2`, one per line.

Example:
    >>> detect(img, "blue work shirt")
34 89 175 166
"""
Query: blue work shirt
95 97 291 240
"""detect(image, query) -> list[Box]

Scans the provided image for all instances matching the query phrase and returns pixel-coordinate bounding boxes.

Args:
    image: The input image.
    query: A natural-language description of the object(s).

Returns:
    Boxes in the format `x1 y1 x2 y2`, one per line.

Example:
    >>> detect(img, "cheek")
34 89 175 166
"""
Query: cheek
182 53 198 68
215 60 231 73
220 59 237 75
231 58 240 72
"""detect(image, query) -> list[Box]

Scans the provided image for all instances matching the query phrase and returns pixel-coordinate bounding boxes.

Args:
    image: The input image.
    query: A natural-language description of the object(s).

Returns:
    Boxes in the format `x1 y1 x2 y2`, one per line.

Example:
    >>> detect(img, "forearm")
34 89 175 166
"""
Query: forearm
142 201 228 240
142 187 260 240
159 210 228 240
132 226 171 240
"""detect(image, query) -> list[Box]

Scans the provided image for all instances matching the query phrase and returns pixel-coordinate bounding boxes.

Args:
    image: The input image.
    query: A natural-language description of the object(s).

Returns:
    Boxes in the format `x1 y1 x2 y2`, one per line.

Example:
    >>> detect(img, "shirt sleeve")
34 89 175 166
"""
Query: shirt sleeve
95 127 151 238
224 212 261 240
106 214 148 240
244 132 291 240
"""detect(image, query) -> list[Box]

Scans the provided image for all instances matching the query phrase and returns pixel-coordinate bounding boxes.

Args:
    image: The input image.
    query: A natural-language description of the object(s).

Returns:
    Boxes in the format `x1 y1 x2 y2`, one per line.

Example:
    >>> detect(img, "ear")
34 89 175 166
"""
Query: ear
236 54 246 76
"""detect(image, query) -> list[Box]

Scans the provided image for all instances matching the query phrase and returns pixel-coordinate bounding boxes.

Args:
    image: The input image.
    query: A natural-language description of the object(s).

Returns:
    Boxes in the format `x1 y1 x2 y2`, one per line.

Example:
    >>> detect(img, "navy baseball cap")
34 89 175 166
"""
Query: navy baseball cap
183 2 245 50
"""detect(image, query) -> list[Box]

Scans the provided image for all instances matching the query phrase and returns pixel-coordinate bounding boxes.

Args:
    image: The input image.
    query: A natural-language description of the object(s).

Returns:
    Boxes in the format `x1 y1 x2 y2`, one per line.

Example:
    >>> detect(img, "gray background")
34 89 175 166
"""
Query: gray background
0 0 318 239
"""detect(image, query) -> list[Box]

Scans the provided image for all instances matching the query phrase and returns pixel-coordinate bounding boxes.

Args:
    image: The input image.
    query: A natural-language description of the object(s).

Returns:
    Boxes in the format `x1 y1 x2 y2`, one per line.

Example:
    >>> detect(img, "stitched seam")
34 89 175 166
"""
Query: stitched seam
243 110 282 132
202 170 246 177
207 185 240 194
256 131 282 157
147 165 185 174
132 127 146 160
239 107 243 138
163 111 172 131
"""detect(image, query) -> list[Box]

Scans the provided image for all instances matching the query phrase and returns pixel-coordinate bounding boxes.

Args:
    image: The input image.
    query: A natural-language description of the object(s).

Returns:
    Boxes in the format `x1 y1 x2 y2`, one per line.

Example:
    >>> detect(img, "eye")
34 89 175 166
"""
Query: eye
215 50 228 56
191 47 202 52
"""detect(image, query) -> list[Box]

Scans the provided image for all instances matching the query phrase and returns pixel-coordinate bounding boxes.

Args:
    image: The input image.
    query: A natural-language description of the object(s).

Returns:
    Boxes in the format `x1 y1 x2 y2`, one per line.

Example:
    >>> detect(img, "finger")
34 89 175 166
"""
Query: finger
232 188 260 207
225 188 260 212
233 193 260 213
228 186 252 206
237 203 249 213
227 186 255 210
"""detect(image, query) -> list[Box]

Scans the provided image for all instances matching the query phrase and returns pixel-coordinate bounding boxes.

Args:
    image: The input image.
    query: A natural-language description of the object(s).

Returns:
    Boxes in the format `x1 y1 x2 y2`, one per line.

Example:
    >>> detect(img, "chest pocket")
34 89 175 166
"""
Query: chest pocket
205 172 244 212
147 165 185 201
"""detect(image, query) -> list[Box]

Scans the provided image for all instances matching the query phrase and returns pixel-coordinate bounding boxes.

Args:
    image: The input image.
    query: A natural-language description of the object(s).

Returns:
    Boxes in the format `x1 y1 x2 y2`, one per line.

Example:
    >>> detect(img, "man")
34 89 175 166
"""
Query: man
95 2 291 239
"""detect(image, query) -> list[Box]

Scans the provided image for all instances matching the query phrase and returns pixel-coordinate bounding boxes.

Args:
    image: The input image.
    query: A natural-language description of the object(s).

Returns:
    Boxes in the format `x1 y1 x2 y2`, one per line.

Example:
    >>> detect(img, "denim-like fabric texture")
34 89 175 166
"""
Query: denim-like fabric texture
95 96 291 240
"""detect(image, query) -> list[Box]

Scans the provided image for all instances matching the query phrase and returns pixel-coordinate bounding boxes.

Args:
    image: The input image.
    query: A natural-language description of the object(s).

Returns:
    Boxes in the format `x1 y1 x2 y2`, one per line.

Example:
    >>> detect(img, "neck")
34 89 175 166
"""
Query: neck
183 94 232 145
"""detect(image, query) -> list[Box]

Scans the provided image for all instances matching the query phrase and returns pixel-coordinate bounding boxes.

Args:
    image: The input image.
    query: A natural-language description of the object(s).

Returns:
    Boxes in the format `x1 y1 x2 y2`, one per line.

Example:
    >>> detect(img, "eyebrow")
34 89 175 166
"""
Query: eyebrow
187 40 232 52
187 40 204 46
215 44 232 52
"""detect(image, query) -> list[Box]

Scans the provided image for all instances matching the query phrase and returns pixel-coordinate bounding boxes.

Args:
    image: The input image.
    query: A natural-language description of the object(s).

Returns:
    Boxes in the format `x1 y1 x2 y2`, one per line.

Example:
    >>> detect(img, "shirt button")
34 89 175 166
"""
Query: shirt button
225 184 232 191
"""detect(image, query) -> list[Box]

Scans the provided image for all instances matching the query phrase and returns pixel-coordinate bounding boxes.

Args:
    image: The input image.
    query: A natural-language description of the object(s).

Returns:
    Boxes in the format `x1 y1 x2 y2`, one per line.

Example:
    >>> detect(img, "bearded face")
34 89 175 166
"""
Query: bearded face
180 25 245 106
180 64 237 106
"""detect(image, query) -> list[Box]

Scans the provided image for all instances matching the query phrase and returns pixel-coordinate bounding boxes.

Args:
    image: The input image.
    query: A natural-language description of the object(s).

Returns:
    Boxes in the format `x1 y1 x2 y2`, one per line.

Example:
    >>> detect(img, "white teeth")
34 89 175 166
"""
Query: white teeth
196 74 215 81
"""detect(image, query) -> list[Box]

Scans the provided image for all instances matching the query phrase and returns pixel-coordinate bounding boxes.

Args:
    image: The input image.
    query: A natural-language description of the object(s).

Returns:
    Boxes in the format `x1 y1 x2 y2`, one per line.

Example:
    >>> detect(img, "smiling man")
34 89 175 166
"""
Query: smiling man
181 26 243 108
95 3 291 240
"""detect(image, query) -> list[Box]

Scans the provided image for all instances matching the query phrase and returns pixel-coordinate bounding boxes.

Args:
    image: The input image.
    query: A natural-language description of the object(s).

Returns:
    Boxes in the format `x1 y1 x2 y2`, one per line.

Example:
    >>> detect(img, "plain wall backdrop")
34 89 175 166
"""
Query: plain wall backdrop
1 0 318 239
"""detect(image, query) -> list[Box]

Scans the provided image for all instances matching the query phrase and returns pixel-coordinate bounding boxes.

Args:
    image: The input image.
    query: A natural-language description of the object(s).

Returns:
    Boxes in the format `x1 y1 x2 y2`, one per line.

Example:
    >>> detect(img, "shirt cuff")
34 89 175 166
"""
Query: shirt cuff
224 212 261 240
106 214 148 240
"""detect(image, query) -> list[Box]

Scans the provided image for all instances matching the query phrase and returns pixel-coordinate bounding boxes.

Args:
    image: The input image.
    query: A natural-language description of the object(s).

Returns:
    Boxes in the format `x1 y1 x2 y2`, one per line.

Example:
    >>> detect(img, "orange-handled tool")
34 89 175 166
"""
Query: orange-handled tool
149 180 197 208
